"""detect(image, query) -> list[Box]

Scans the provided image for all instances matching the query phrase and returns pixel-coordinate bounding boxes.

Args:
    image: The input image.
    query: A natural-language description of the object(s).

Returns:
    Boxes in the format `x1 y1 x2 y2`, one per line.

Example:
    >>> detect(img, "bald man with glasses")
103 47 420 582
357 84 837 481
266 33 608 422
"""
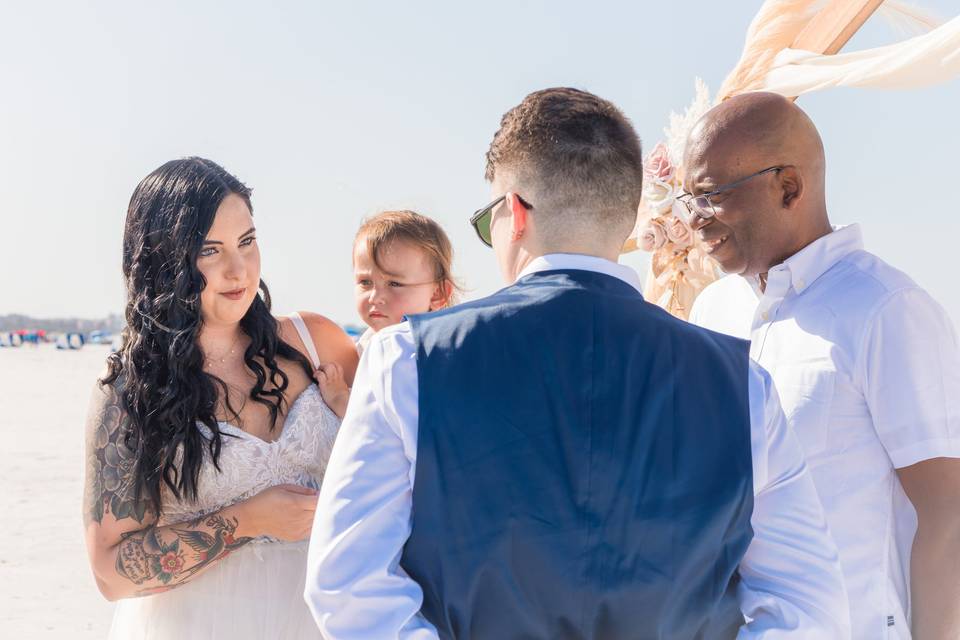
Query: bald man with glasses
687 92 960 639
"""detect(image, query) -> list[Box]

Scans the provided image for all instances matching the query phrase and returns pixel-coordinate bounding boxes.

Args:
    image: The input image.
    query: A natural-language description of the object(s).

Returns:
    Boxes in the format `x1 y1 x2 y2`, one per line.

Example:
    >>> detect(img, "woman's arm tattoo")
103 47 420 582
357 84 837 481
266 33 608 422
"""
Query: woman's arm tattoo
85 382 254 597
115 514 252 595
83 382 152 525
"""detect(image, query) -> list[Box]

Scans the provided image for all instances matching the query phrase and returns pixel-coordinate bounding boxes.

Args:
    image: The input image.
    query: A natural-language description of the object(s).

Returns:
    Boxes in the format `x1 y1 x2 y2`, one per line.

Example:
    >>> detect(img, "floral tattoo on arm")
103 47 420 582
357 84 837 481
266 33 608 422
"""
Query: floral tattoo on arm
116 515 252 591
85 382 253 596
83 382 151 525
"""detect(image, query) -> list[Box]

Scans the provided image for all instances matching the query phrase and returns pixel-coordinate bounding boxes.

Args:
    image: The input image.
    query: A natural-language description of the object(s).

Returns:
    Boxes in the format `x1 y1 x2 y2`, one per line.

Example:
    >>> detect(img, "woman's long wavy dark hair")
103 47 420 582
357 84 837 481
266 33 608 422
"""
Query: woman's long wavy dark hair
101 157 313 516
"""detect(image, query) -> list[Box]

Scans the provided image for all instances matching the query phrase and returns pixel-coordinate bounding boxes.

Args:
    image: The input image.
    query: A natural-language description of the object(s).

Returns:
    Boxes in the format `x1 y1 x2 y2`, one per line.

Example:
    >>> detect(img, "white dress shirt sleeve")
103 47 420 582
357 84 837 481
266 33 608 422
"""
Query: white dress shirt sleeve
737 362 852 639
858 287 960 468
304 324 438 640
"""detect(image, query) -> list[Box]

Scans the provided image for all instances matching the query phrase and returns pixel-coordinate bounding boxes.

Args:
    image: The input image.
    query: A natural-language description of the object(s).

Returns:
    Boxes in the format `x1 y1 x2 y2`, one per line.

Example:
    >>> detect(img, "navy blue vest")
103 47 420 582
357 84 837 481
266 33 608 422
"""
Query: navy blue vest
402 270 753 640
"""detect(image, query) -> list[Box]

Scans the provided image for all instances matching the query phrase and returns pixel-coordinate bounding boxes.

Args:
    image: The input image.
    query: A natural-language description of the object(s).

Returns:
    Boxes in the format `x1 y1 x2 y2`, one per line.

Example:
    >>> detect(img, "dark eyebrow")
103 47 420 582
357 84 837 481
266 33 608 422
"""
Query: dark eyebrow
203 227 256 245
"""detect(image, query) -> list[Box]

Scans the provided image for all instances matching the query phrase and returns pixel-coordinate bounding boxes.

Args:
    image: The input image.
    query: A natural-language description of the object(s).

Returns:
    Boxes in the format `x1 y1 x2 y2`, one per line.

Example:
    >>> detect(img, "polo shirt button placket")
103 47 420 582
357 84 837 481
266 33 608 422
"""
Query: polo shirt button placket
753 299 781 360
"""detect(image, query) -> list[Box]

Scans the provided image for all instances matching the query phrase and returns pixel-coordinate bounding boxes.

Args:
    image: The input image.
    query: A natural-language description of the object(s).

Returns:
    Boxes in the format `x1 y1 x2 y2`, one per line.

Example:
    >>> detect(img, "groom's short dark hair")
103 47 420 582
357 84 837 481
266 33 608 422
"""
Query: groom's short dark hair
485 88 643 237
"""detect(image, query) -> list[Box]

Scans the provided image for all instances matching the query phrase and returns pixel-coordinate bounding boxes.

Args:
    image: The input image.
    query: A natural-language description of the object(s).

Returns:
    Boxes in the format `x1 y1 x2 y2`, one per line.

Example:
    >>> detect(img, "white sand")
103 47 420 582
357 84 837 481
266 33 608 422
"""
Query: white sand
0 344 114 638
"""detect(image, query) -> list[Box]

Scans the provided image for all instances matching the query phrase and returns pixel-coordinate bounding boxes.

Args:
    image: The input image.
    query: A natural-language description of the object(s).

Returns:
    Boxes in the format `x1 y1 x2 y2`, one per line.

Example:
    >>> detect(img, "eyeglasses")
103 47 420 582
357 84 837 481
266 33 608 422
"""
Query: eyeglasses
677 165 785 222
469 194 533 247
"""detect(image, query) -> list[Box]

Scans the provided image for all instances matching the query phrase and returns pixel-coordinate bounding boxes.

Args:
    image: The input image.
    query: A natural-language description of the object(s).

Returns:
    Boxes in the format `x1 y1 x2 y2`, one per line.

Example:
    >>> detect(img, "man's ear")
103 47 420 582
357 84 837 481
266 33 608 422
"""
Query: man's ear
779 166 804 210
505 192 528 240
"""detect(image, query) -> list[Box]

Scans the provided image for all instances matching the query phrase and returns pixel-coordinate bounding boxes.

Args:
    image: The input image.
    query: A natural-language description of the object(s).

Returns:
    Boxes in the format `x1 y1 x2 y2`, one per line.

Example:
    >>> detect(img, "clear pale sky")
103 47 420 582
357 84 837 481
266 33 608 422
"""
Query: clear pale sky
1 1 957 327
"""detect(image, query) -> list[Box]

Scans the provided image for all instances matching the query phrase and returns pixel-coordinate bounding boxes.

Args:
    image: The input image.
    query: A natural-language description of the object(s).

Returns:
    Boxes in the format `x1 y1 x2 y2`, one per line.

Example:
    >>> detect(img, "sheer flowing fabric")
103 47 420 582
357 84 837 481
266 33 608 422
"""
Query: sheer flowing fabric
764 15 960 96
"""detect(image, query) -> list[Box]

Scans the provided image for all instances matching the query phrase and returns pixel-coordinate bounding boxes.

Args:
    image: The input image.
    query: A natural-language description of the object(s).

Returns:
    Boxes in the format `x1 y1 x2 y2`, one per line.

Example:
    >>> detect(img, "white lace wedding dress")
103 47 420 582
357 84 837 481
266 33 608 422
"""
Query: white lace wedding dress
109 383 339 639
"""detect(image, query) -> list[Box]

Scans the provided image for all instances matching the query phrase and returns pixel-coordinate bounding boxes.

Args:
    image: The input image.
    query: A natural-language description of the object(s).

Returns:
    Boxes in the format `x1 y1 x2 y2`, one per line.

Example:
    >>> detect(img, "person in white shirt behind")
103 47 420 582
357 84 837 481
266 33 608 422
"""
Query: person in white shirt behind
685 91 960 639
305 87 849 639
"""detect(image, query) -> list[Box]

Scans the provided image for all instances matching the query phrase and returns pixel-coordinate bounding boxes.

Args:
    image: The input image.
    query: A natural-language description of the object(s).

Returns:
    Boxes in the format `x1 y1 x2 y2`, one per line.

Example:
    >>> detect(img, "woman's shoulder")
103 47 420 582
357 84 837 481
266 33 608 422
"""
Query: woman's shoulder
278 312 344 349
287 311 341 334
278 312 357 369
284 312 358 385
87 361 124 413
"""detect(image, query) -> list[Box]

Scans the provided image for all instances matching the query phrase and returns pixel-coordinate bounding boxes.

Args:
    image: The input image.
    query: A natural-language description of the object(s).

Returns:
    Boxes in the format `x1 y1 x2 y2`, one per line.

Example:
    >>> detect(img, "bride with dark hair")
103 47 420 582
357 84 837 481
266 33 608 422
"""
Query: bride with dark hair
82 157 356 638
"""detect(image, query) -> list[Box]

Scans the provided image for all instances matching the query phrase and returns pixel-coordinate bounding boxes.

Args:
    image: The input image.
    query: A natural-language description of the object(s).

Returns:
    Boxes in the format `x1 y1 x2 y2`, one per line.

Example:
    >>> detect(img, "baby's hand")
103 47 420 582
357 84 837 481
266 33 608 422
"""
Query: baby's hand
314 362 350 419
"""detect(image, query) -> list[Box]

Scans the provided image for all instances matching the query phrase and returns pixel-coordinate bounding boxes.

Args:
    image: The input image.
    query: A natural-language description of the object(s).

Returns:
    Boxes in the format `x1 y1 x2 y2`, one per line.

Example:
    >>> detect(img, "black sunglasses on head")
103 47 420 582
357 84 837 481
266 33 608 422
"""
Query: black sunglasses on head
469 194 533 247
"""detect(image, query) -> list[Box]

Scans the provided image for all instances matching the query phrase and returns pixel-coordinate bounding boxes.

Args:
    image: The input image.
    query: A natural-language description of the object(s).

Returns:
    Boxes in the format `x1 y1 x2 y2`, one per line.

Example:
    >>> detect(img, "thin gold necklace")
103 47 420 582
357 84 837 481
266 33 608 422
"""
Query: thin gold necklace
204 333 244 370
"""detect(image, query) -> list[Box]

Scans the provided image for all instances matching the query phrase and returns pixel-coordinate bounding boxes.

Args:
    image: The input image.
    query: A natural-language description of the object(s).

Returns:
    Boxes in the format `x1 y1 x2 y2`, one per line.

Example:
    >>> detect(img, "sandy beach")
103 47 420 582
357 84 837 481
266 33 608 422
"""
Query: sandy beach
1 344 114 638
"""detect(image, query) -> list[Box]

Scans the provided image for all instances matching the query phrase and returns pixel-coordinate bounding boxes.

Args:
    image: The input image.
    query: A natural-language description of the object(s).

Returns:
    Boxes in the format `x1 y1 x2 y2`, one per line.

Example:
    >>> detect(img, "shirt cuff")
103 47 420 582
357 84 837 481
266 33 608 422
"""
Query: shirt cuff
888 436 960 469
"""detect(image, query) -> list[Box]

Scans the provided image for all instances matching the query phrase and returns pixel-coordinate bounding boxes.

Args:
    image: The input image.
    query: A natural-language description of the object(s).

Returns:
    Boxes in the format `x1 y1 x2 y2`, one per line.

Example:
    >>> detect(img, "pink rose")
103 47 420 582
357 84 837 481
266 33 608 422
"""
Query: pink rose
639 219 668 252
643 142 674 182
642 178 677 214
665 215 693 247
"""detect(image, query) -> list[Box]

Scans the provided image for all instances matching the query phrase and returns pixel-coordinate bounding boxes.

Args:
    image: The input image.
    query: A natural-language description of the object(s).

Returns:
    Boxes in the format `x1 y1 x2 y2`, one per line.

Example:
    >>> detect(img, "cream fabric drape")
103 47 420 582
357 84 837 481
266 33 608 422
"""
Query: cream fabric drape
762 14 960 96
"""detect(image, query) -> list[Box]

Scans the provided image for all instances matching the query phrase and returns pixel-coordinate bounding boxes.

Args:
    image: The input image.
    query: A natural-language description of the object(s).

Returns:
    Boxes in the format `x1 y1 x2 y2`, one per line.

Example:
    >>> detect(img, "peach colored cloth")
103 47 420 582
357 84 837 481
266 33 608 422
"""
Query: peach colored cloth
763 15 960 96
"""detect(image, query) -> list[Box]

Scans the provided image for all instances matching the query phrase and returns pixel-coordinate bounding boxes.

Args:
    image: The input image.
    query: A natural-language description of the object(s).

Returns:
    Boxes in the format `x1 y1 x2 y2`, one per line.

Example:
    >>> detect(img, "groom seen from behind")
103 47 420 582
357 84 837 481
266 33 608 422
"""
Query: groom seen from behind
305 88 850 639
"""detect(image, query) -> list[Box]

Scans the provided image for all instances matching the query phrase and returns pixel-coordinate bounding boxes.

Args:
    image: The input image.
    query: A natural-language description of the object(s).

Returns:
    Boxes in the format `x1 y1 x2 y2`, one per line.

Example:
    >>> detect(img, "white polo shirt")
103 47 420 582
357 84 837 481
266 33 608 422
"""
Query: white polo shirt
690 224 960 639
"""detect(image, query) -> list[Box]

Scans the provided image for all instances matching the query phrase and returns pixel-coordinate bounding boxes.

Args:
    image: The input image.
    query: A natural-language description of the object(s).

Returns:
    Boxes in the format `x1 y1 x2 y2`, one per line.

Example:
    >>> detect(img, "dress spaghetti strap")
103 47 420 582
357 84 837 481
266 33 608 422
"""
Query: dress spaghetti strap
289 312 322 370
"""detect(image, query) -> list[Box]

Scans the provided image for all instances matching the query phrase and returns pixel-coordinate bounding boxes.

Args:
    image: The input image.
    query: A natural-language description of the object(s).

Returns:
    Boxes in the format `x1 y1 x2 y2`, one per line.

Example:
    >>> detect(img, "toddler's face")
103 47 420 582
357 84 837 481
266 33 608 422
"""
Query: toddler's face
353 239 441 331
